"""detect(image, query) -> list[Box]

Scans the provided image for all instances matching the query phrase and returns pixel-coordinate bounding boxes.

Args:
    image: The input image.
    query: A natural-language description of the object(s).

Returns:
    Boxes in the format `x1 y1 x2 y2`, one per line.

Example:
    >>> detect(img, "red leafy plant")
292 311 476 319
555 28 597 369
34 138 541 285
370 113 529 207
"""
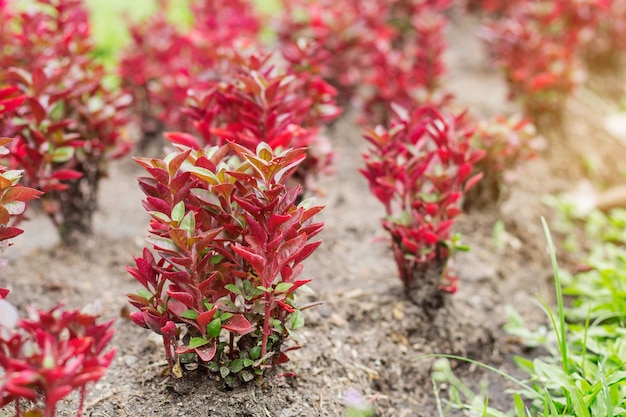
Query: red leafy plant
0 86 44 253
127 141 324 385
478 0 600 127
276 0 382 104
0 94 113 417
119 0 262 144
357 0 453 125
276 0 452 125
182 50 341 195
463 114 539 211
0 290 116 417
0 0 132 244
360 104 484 310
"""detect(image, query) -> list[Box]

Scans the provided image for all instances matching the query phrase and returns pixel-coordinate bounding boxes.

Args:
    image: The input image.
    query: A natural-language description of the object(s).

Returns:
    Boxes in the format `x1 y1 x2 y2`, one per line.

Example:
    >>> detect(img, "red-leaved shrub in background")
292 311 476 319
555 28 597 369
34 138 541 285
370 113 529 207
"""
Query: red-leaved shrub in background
119 0 262 143
128 141 323 385
0 86 114 417
358 0 453 125
276 0 453 125
0 0 132 244
181 51 341 195
478 0 605 124
276 0 382 104
361 105 484 310
463 114 539 210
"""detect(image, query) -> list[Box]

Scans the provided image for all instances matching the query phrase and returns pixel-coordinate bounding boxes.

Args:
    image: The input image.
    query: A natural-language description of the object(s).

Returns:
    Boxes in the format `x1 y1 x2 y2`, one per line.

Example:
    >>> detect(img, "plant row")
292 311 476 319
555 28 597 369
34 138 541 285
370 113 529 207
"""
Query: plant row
0 0 576 415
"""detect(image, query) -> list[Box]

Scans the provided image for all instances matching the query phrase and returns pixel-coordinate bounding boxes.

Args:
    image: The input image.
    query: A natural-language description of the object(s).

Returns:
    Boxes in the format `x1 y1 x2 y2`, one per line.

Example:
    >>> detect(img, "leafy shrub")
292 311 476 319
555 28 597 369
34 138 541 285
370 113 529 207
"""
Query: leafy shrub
276 0 380 104
0 0 132 244
0 291 116 417
181 50 341 195
357 0 453 125
0 96 113 417
119 0 262 143
276 0 453 125
478 1 600 124
463 114 538 210
361 105 484 309
128 141 324 384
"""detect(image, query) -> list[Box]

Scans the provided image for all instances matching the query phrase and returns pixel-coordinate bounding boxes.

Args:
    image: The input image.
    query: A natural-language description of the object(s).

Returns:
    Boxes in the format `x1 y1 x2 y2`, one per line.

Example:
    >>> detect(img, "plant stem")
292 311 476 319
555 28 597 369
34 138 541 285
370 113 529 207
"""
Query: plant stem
260 292 272 360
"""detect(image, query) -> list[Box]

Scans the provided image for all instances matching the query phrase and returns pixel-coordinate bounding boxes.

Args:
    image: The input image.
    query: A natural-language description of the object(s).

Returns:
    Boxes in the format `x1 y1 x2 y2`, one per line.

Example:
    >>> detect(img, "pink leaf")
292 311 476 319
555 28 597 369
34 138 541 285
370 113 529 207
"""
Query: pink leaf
222 314 252 335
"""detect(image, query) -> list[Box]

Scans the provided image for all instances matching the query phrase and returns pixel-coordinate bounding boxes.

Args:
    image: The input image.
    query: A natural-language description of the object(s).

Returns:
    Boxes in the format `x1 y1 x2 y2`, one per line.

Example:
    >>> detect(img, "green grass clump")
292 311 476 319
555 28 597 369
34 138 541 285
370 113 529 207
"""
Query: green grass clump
425 216 626 416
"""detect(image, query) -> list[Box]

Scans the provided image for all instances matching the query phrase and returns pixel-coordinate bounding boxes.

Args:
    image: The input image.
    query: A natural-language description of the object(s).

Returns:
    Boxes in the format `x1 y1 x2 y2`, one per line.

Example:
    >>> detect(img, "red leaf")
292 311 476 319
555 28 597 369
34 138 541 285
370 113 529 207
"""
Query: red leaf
2 186 43 202
165 132 201 149
196 308 217 329
222 314 252 335
232 245 266 276
0 227 24 241
194 340 217 361
129 311 147 328
51 169 83 181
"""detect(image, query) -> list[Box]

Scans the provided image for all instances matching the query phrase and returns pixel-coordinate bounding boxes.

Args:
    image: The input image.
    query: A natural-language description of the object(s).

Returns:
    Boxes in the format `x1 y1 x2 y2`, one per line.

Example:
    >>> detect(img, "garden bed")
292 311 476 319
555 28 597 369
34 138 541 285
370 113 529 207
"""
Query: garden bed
3 9 626 417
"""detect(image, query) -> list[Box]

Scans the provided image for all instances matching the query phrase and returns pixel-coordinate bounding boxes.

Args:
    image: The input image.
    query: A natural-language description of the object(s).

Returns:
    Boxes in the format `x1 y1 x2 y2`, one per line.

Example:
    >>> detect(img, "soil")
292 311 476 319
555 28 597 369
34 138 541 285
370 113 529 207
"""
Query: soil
3 10 626 417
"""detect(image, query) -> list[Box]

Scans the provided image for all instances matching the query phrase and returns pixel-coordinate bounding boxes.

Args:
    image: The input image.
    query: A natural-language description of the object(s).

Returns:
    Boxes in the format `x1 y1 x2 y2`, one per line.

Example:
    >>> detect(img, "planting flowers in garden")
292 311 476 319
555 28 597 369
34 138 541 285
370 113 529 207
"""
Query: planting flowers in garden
4 0 626 416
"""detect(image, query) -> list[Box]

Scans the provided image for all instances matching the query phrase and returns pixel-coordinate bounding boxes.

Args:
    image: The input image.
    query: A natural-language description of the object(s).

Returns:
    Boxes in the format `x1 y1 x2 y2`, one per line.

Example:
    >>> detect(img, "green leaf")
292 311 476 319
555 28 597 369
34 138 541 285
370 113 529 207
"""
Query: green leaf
171 201 185 224
188 167 218 184
230 359 244 373
180 211 195 235
271 318 284 333
249 346 261 360
50 146 74 163
275 282 293 293
137 289 152 300
207 318 222 338
225 284 242 296
146 237 178 252
207 362 219 373
210 254 224 264
241 370 254 382
148 211 171 223
220 365 230 378
219 312 233 322
290 310 305 330
512 393 526 417
189 337 209 349
243 358 253 368
180 310 198 320
243 280 258 300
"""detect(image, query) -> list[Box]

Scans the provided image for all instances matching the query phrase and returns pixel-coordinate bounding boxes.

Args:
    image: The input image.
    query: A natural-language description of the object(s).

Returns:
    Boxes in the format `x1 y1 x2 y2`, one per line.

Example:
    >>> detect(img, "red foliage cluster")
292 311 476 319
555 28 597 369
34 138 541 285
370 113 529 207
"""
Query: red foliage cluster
128 142 323 383
1 85 113 417
0 0 132 241
119 0 262 137
361 105 484 298
478 0 614 117
276 0 452 124
181 51 341 194
0 291 115 417
0 86 44 246
471 114 538 177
